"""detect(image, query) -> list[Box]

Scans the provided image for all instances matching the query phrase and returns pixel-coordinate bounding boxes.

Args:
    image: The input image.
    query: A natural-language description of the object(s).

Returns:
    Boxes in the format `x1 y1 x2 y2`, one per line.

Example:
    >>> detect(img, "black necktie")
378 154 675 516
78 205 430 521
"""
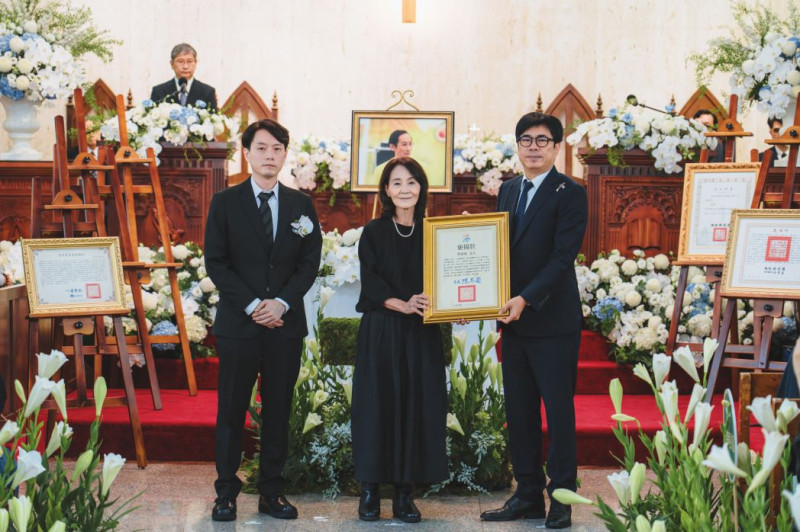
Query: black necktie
258 191 274 249
514 179 534 235
179 87 188 106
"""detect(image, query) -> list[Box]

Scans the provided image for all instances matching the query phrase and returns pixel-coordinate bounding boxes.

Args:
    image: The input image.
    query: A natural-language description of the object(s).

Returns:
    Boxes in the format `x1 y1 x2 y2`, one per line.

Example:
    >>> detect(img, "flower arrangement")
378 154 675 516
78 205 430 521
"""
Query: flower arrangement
691 1 800 120
318 227 361 288
106 242 219 362
553 340 800 531
0 240 23 286
288 135 351 205
0 0 119 101
98 99 239 160
566 104 717 174
0 351 138 530
453 134 522 196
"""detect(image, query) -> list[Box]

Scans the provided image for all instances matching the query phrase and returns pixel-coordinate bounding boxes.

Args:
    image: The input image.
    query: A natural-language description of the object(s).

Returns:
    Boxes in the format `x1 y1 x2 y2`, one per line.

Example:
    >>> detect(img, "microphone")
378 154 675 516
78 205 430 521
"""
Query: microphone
626 94 673 115
178 77 188 91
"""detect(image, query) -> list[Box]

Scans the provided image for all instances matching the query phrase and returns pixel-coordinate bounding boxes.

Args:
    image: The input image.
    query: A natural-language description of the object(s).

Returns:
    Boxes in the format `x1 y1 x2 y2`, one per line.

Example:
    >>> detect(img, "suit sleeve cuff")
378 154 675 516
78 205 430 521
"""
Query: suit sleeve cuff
275 298 290 314
245 298 261 315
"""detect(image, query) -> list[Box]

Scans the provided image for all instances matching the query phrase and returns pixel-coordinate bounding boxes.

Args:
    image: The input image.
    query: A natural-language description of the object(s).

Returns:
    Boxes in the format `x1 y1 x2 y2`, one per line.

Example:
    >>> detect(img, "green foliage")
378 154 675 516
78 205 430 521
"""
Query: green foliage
0 0 121 62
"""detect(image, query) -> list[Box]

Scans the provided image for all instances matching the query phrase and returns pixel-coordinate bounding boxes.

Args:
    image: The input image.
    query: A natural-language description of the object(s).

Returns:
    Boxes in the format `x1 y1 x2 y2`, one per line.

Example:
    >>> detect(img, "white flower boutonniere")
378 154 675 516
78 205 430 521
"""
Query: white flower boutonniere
291 215 314 237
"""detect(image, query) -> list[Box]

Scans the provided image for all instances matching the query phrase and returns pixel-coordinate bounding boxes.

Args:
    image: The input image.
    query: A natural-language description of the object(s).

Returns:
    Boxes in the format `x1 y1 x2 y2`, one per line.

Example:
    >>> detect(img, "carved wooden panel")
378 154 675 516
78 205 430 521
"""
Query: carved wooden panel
544 84 596 181
0 162 53 242
66 79 133 156
678 86 727 123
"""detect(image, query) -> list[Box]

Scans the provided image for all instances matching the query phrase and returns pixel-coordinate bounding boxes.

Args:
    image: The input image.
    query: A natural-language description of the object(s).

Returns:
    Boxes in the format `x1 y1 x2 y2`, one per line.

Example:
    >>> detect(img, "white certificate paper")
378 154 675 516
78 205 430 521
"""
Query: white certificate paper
688 172 756 256
32 247 118 305
730 220 800 291
434 225 499 311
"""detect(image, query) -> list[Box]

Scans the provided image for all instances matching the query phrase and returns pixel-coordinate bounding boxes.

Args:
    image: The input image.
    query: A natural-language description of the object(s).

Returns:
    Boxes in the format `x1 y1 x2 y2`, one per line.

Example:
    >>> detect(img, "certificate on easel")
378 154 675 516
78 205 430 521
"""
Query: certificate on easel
422 213 510 323
720 209 800 299
21 237 128 317
677 163 760 265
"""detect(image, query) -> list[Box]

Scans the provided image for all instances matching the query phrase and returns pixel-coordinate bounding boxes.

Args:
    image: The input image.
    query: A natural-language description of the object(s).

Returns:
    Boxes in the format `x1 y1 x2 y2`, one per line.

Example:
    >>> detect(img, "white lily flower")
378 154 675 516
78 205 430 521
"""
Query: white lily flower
652 521 666 532
747 396 778 432
632 363 653 387
551 488 594 506
94 377 108 418
311 389 329 411
747 429 789 494
702 337 718 373
0 421 19 446
652 353 671 388
302 412 322 434
48 522 66 532
71 450 94 481
611 413 639 423
446 413 465 435
777 399 800 433
37 349 68 379
23 376 56 417
607 470 630 505
783 485 800 527
660 380 683 443
101 453 126 496
692 403 714 448
629 462 646 503
11 449 45 488
45 421 73 457
341 380 352 406
0 508 7 532
610 378 623 415
703 444 747 477
52 379 67 421
672 346 700 383
305 338 320 360
684 383 706 423
8 496 32 532
319 286 335 312
635 515 651 532
452 330 467 357
654 430 668 464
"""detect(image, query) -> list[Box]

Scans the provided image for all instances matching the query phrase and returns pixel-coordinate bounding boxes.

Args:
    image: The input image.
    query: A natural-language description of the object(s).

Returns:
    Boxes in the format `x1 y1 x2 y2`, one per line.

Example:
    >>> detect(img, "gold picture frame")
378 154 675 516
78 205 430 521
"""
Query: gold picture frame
350 110 454 193
677 162 760 266
422 212 510 323
720 209 800 300
21 237 128 317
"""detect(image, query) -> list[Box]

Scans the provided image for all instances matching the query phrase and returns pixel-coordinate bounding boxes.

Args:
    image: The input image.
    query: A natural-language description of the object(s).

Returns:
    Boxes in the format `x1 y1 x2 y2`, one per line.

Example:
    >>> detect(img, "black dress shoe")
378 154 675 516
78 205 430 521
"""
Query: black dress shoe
480 495 546 521
211 497 236 522
358 486 380 521
545 499 572 529
392 492 421 523
258 494 298 519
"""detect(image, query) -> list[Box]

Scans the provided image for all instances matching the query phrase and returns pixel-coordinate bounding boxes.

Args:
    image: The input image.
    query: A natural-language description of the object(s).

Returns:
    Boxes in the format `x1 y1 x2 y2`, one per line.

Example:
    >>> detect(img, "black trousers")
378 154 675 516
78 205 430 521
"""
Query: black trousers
214 329 302 499
500 328 580 498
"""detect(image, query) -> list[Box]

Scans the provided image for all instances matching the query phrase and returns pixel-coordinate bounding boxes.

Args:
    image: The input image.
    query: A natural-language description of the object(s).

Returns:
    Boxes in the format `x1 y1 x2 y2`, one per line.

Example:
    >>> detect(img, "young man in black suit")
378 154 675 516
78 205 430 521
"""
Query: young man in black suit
760 118 790 167
204 119 322 522
480 113 588 529
150 43 218 110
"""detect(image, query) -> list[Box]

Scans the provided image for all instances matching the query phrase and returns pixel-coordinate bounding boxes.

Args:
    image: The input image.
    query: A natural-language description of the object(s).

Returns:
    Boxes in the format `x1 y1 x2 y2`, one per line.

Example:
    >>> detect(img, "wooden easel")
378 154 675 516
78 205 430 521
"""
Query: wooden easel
666 95 752 356
705 103 800 401
99 95 198 396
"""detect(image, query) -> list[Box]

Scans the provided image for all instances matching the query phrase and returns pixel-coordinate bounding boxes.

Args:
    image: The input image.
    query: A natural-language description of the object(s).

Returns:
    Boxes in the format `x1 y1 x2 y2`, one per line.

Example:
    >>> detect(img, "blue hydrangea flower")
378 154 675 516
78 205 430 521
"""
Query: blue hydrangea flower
0 35 12 53
142 99 154 108
454 149 463 157
0 77 24 100
592 297 623 321
151 321 179 351
169 109 182 120
622 112 632 123
195 99 207 109
608 108 618 118
319 141 327 149
20 32 38 41
502 146 514 157
665 103 676 113
338 141 349 151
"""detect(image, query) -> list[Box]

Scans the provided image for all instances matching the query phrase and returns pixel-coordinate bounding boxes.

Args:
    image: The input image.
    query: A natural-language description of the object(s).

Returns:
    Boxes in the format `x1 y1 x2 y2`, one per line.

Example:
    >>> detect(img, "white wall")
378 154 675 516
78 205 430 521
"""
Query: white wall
0 0 792 165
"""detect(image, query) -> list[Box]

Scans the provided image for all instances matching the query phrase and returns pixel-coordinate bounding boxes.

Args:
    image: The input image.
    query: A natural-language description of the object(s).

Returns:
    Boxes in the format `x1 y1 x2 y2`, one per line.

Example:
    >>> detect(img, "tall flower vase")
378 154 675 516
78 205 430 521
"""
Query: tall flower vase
0 96 44 161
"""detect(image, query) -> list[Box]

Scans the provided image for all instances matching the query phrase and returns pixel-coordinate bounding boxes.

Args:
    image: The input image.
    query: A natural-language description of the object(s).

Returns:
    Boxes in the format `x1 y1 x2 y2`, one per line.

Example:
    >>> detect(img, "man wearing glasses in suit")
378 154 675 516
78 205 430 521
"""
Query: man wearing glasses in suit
150 43 218 111
760 118 791 167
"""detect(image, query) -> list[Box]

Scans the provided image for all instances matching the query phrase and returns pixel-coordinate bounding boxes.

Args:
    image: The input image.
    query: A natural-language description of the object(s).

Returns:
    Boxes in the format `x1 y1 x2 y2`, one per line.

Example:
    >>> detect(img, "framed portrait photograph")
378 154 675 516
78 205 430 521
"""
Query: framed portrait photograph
677 162 760 265
422 212 510 323
720 209 800 300
350 110 454 193
21 237 128 317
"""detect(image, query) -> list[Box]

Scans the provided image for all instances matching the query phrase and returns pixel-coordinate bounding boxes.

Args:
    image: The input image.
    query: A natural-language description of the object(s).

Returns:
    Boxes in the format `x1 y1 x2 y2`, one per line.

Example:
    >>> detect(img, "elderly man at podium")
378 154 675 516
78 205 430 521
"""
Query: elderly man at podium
150 43 218 111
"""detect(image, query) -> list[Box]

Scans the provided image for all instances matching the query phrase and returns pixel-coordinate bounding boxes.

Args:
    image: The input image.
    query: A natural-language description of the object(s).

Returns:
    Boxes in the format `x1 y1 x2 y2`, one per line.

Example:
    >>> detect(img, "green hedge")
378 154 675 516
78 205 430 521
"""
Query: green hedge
320 317 452 366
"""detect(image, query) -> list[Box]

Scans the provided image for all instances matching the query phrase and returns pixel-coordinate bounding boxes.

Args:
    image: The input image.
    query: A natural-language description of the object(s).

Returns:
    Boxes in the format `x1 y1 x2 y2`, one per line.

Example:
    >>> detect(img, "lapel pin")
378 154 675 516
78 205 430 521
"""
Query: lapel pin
556 182 566 192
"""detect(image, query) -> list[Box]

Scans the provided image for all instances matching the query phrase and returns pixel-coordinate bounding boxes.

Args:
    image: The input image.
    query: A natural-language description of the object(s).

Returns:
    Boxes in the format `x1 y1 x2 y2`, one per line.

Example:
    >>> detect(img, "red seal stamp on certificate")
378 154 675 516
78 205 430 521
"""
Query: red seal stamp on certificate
458 285 476 302
85 283 102 299
712 227 728 242
765 236 792 262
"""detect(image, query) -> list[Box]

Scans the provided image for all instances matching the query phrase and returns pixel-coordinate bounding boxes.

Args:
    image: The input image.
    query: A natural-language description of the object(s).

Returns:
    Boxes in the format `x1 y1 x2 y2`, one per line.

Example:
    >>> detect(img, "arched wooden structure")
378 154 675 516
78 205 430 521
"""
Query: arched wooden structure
544 84 596 180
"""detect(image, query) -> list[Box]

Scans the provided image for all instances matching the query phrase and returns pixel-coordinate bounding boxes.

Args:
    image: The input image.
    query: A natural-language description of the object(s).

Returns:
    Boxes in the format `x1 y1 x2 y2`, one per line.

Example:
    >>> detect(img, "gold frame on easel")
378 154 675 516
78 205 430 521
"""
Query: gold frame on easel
720 209 800 300
677 162 760 266
21 237 128 317
422 212 510 323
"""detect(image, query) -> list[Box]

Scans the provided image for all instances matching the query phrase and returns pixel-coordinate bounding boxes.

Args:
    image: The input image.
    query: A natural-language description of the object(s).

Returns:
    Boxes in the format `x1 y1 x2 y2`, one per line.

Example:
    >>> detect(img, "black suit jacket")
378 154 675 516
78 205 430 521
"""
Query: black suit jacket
759 146 787 167
497 168 588 337
204 179 322 339
150 78 218 111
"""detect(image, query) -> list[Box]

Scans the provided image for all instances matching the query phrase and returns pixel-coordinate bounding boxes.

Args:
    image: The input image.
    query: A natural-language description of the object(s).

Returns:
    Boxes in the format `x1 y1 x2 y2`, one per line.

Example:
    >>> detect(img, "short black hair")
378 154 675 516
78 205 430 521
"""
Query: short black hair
388 129 409 147
693 109 718 127
768 117 783 129
170 43 197 61
515 112 563 143
379 157 429 222
241 119 290 150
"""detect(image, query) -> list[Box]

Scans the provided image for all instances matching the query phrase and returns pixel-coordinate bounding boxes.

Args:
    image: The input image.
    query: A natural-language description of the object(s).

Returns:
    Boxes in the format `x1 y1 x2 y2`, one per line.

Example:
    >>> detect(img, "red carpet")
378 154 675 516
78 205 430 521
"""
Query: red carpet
64 331 751 466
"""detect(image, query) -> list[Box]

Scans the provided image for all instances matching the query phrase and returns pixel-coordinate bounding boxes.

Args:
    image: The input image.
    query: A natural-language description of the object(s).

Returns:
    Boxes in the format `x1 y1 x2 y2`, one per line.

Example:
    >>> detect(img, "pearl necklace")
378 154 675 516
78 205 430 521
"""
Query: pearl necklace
393 219 415 238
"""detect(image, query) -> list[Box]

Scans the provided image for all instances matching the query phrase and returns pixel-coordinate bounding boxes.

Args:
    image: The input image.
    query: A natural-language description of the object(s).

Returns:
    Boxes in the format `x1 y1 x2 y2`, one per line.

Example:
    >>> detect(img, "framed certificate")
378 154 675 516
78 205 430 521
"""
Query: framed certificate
677 163 760 265
422 212 510 323
21 237 128 317
720 209 800 299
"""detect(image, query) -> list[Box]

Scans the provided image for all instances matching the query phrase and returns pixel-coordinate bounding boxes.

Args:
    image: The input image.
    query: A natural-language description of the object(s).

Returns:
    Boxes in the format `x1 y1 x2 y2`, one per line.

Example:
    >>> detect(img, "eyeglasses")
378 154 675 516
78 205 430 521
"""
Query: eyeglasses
173 59 196 66
517 135 555 148
772 128 782 133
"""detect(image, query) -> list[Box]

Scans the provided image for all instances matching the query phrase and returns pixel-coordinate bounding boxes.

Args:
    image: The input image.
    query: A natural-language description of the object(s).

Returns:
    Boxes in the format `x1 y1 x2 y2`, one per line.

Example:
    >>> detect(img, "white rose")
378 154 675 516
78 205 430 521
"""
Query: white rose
624 291 642 307
22 20 38 33
199 277 216 293
621 260 638 276
189 258 201 268
9 36 25 53
0 57 12 73
16 58 33 74
14 75 30 91
172 245 190 261
196 266 207 278
141 290 158 312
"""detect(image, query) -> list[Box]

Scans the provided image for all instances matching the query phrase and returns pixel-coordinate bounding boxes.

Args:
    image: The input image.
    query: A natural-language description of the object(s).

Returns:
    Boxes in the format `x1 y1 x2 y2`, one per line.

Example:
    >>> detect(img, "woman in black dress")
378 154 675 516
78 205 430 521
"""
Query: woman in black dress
351 157 447 523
